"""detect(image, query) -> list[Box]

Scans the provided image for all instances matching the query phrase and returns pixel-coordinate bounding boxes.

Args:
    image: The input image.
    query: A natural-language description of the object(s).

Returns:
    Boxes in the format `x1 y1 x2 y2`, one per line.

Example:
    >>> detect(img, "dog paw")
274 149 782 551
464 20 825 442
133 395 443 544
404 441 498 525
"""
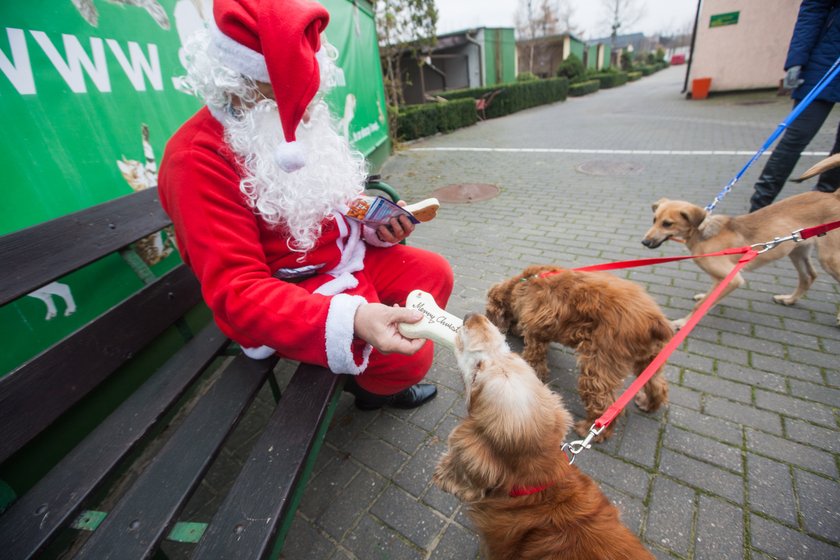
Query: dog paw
670 318 688 331
634 391 652 412
772 294 797 306
693 292 707 302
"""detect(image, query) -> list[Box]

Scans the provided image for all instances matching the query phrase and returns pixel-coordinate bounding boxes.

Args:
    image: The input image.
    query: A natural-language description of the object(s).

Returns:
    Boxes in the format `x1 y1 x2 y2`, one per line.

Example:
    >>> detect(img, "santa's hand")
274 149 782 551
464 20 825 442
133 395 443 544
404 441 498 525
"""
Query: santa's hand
354 303 426 355
376 212 415 244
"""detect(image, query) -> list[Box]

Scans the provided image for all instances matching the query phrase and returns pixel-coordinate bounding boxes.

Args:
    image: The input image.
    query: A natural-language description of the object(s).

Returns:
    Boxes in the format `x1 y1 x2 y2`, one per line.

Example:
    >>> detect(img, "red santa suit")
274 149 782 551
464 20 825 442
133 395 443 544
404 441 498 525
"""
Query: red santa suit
158 107 453 395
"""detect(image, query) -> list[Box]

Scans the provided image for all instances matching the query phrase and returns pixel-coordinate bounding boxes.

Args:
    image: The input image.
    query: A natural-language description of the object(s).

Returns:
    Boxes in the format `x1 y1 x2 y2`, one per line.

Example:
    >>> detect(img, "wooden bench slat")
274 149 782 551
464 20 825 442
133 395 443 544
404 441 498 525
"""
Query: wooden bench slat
0 188 170 306
0 265 202 464
0 323 229 559
73 353 279 559
193 365 343 559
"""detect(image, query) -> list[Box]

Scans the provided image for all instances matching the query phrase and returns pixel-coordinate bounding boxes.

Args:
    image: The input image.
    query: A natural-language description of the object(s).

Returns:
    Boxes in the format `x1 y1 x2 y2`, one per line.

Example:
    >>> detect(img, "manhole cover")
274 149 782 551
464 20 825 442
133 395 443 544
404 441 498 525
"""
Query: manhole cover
431 183 500 203
576 160 645 176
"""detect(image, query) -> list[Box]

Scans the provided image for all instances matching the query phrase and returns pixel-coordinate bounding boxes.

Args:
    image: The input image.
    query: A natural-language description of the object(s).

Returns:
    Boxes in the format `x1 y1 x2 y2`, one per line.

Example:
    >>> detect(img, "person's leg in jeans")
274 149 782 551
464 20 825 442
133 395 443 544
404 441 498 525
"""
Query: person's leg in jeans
749 99 835 211
815 118 840 193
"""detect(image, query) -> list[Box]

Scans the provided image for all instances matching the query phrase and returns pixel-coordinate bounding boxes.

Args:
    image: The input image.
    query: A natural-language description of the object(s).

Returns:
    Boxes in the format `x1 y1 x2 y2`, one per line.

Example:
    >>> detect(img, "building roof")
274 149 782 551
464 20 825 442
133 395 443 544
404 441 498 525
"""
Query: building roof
587 32 646 48
515 31 585 45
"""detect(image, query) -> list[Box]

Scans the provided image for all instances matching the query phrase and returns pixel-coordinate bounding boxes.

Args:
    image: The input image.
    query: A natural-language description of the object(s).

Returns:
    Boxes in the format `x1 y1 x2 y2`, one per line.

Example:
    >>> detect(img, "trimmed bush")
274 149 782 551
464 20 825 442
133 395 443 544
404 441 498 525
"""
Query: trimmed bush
569 79 600 97
437 77 569 120
638 65 655 76
627 71 642 81
396 98 477 141
517 72 539 82
588 72 629 89
556 53 585 82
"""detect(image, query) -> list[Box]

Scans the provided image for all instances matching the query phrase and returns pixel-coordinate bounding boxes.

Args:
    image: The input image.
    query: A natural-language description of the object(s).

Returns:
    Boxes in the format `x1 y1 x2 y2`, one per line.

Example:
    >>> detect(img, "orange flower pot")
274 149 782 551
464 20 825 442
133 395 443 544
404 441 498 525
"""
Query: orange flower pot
692 77 712 100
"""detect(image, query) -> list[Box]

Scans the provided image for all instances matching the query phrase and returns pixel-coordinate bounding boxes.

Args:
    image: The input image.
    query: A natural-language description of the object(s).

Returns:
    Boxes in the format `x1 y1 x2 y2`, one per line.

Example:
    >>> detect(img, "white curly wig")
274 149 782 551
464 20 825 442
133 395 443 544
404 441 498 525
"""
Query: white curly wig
178 29 367 254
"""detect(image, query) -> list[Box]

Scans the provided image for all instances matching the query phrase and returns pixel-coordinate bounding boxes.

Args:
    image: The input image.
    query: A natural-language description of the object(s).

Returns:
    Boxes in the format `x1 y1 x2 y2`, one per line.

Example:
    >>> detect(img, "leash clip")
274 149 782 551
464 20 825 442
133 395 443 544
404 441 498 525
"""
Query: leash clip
751 228 804 254
562 424 604 465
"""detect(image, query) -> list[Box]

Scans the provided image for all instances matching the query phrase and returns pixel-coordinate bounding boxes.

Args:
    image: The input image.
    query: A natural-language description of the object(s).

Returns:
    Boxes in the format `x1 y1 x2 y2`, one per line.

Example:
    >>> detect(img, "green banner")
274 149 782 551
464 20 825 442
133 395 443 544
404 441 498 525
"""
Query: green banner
0 0 388 376
321 0 389 156
710 11 740 28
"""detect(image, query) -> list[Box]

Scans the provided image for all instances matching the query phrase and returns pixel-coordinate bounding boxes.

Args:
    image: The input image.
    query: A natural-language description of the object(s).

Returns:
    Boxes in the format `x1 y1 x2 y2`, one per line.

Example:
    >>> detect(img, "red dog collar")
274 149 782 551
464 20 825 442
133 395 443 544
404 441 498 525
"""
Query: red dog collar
509 483 554 497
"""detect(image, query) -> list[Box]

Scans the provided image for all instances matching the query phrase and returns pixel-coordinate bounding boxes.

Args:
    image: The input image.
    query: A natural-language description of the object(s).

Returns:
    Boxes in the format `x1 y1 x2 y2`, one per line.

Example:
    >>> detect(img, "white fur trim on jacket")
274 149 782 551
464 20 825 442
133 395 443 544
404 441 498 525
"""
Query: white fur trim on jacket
362 224 397 247
208 20 270 82
242 345 276 360
325 293 371 375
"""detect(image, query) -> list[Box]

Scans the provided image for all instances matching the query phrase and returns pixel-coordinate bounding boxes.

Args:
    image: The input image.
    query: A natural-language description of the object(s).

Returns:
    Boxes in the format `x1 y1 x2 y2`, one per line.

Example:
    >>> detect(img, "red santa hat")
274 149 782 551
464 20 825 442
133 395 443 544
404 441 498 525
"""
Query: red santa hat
210 0 330 172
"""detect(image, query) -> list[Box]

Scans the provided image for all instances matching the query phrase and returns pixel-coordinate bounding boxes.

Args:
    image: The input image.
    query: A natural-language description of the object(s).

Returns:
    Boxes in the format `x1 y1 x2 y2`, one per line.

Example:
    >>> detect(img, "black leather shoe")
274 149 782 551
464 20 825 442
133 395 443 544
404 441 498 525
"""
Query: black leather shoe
345 378 437 411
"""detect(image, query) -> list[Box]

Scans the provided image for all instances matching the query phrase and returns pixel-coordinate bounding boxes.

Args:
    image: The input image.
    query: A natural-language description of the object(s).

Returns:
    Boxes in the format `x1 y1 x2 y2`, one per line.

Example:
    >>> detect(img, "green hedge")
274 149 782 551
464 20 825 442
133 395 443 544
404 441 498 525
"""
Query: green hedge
588 72 629 89
569 79 600 97
627 71 642 82
396 98 478 141
437 77 570 120
637 61 669 76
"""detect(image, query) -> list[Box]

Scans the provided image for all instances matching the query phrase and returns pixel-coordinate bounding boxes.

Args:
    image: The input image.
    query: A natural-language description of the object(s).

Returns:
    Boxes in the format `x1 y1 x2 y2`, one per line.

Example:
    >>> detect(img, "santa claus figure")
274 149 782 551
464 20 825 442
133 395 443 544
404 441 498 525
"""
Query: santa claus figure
159 0 453 408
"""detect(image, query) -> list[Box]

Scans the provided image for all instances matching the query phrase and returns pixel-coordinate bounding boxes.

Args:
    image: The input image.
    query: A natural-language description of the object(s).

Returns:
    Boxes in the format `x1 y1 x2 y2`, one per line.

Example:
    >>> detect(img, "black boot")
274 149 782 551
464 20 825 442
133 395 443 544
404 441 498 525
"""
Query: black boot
344 377 437 410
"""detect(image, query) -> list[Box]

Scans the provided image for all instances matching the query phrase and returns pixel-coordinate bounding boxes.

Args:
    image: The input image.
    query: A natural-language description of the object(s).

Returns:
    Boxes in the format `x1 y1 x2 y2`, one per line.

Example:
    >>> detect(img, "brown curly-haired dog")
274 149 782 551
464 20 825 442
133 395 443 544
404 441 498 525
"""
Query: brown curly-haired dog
434 313 654 559
485 265 672 441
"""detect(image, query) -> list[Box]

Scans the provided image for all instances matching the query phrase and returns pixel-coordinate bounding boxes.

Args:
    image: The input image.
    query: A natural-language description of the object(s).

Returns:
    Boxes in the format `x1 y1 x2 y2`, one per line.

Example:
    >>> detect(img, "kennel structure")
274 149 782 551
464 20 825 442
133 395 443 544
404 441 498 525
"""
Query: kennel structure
391 27 518 105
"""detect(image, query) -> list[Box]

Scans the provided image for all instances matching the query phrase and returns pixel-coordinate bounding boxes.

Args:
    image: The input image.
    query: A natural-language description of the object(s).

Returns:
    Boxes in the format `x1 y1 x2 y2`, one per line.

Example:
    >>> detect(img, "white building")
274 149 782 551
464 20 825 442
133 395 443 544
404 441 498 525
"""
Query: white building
687 0 800 94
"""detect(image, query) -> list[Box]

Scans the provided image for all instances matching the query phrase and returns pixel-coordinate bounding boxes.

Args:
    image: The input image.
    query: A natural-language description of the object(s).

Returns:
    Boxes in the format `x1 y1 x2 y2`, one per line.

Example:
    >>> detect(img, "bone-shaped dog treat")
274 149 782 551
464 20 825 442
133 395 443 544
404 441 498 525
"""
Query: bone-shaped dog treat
398 289 463 350
402 198 440 222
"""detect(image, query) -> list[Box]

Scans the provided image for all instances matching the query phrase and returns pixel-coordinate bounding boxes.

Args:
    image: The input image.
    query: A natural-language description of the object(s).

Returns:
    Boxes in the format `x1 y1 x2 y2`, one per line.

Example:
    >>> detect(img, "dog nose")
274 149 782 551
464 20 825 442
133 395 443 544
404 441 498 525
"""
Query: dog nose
641 239 653 247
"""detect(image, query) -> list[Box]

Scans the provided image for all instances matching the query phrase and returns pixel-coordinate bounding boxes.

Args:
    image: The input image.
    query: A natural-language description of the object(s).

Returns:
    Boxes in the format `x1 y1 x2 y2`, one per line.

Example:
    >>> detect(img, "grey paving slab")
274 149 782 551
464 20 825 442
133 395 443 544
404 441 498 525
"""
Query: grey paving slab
192 66 840 559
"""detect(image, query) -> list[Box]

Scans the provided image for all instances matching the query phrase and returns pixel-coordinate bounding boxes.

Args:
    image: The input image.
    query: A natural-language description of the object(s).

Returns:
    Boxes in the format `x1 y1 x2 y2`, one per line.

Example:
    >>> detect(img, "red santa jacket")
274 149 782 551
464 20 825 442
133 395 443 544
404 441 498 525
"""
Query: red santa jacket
158 107 386 374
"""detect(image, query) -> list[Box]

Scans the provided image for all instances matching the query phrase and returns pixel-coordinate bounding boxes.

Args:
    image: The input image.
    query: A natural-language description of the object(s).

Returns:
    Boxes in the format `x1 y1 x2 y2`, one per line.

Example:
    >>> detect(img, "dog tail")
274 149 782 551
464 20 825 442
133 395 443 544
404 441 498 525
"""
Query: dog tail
792 153 840 183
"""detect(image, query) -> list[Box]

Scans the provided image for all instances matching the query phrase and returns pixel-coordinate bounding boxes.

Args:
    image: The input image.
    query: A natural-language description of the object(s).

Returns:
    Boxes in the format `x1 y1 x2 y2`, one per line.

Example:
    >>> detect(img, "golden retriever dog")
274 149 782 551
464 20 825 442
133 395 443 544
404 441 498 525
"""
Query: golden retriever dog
433 313 654 560
485 265 672 441
641 190 840 329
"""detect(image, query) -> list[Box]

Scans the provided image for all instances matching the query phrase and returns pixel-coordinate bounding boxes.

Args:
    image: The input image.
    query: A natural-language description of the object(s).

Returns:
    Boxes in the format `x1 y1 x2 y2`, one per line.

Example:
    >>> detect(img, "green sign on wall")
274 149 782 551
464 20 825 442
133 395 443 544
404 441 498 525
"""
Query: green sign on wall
710 11 740 28
0 0 389 376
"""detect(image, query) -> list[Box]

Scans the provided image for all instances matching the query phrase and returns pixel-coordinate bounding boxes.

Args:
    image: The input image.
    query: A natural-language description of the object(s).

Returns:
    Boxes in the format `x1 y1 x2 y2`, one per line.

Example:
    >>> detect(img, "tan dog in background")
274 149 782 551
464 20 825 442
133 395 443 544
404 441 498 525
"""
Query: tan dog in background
486 265 671 441
642 188 840 329
433 313 653 560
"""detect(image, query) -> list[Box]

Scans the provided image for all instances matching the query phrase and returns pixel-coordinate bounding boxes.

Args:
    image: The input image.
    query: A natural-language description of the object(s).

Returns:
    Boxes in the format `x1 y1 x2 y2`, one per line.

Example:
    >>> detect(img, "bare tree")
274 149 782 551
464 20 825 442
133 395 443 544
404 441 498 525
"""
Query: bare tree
600 0 645 47
514 0 538 41
516 0 567 72
556 0 582 37
374 0 437 114
537 0 559 37
516 0 565 39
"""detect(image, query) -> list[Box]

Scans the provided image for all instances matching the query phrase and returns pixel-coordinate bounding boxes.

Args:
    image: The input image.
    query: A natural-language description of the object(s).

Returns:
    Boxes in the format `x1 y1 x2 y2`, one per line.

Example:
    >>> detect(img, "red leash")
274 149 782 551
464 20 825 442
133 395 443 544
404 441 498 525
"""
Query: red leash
560 219 840 464
594 248 759 431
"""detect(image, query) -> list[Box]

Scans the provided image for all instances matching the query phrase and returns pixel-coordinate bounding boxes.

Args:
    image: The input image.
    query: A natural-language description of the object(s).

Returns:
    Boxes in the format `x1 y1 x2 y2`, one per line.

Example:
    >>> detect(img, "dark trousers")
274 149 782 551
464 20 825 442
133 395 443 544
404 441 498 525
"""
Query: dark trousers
750 98 840 212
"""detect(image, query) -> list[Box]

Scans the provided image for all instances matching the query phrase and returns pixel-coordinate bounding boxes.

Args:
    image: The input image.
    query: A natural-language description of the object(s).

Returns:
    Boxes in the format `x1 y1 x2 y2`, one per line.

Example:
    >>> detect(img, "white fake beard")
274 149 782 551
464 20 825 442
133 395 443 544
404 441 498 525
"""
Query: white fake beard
224 99 367 253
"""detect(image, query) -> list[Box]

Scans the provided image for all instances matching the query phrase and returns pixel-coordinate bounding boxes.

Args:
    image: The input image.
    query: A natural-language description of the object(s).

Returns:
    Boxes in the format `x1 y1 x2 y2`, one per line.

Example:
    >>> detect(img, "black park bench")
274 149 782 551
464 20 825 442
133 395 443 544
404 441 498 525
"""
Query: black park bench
0 182 398 558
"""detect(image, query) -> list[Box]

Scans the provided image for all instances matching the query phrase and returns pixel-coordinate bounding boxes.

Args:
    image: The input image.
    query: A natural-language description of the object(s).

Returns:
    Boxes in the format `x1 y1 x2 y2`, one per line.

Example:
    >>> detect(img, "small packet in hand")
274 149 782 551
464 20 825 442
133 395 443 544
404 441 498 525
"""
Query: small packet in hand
345 195 422 227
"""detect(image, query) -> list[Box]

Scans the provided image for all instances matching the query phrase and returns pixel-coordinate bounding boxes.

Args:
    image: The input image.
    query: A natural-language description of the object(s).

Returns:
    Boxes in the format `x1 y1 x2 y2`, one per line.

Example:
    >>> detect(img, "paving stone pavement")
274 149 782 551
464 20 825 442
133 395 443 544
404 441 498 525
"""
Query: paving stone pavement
184 67 840 560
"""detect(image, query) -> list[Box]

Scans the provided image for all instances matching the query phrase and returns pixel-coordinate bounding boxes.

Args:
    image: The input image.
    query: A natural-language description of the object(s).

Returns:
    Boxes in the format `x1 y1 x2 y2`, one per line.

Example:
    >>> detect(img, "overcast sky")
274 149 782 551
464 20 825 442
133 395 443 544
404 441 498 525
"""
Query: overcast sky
434 0 698 39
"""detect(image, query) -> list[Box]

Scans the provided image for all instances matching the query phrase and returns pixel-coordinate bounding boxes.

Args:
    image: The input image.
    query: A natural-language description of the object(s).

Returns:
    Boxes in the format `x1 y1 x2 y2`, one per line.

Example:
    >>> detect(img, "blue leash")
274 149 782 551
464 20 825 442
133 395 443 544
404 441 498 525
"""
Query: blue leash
705 54 840 213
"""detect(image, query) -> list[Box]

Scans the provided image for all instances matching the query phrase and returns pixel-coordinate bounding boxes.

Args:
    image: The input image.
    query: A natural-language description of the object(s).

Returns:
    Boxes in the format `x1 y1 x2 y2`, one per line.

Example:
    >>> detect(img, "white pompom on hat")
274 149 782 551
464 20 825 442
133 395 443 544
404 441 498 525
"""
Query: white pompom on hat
209 0 330 172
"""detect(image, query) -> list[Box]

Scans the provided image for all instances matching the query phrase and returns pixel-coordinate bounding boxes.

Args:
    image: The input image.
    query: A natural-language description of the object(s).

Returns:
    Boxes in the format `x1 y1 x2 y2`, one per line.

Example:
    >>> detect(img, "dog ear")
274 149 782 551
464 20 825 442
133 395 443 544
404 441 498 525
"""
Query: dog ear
433 420 504 502
485 282 513 333
652 198 669 212
680 205 707 227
